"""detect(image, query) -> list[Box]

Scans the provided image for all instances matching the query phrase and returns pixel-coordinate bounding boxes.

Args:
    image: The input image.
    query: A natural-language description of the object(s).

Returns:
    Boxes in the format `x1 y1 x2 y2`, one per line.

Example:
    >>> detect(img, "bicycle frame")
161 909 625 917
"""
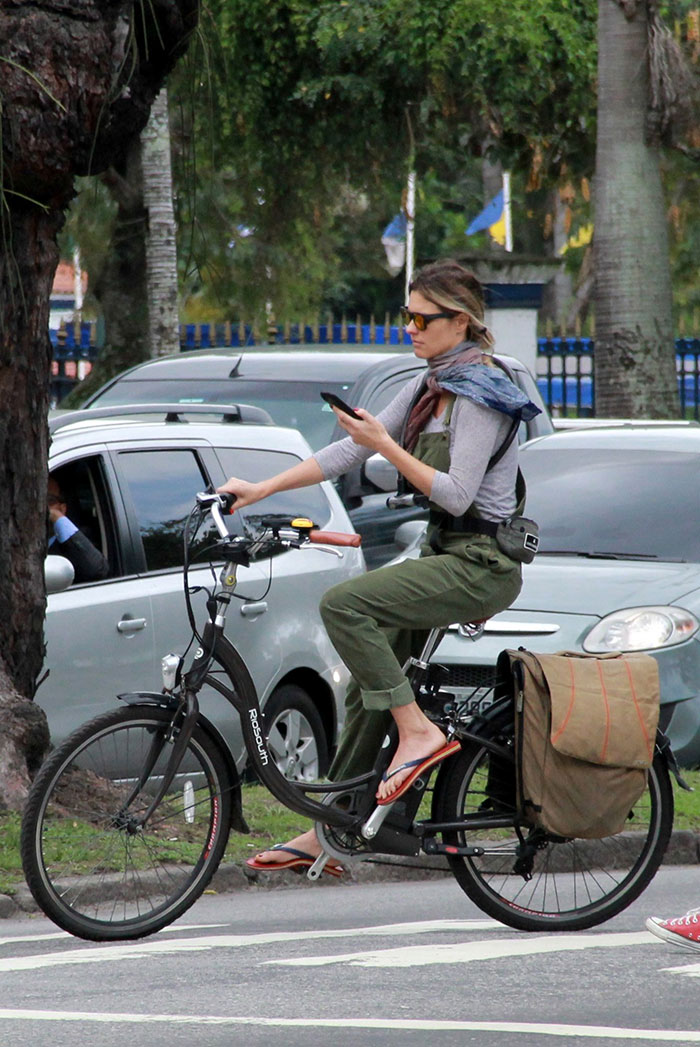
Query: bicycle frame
116 493 523 866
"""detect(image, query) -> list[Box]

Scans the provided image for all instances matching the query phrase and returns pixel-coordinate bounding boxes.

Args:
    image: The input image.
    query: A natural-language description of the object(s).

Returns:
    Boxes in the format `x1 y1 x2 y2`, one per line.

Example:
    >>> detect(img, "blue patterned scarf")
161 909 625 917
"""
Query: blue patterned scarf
404 341 541 452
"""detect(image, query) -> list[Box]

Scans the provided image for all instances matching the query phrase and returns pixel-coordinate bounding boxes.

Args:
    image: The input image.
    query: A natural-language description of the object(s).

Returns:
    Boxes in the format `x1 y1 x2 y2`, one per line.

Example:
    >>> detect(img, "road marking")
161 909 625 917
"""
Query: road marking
267 930 657 967
0 920 497 973
0 923 226 948
663 961 700 978
0 1011 698 1040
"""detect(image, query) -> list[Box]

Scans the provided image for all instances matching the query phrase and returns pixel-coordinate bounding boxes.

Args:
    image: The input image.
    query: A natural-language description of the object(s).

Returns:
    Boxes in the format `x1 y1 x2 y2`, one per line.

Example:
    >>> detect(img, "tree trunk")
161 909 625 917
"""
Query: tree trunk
142 88 181 357
0 203 57 808
61 143 151 407
0 0 198 808
63 86 180 407
594 0 679 417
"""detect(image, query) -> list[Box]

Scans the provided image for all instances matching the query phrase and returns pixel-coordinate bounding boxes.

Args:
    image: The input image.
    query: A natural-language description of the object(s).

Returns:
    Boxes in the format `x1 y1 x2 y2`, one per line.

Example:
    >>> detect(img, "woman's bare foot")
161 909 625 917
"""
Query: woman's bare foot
376 704 449 803
252 828 321 866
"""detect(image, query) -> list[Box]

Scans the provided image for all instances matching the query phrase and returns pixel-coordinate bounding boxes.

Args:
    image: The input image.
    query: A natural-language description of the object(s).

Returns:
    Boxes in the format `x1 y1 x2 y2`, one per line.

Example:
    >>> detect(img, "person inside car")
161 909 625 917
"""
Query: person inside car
48 475 110 584
218 259 540 876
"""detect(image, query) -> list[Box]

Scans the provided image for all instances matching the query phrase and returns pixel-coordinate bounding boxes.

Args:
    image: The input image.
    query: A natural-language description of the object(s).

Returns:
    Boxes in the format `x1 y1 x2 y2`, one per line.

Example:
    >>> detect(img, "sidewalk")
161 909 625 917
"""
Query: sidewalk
3 830 699 919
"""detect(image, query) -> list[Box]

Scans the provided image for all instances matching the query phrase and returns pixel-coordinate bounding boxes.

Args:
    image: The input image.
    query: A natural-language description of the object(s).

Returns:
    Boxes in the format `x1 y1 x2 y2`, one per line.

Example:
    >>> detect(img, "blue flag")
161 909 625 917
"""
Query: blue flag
381 212 408 275
466 191 505 238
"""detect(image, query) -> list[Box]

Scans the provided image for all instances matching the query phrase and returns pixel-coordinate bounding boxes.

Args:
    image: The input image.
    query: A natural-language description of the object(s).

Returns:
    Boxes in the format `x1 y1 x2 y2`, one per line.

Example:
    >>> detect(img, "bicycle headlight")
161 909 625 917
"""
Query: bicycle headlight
161 652 183 692
583 605 699 653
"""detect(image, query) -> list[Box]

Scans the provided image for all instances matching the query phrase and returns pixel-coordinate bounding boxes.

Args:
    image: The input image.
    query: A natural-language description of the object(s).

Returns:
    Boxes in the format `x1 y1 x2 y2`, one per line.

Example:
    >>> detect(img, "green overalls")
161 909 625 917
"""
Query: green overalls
323 395 523 781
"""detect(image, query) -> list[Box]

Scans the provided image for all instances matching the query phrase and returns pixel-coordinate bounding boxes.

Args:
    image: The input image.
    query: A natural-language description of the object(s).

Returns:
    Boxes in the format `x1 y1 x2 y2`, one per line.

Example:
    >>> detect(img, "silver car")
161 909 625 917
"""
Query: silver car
43 404 365 779
391 425 700 767
81 346 553 567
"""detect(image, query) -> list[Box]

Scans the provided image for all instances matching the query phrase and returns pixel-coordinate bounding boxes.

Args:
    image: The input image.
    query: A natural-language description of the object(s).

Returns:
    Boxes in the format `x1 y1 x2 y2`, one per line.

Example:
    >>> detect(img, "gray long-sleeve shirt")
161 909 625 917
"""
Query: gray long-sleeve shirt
313 372 518 521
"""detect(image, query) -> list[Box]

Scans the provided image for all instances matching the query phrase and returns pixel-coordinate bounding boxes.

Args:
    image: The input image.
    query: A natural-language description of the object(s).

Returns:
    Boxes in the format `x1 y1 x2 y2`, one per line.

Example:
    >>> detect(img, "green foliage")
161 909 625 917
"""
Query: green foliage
168 0 598 321
60 1 700 329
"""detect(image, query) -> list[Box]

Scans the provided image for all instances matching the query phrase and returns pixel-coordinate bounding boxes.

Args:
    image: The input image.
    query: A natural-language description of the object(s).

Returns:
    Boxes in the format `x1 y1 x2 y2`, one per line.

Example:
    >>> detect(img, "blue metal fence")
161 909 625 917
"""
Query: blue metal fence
49 320 700 418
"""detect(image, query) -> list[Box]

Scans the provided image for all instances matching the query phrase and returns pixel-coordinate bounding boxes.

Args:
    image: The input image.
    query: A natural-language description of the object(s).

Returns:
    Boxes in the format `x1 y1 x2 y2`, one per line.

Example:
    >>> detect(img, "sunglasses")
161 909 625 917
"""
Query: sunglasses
400 306 458 331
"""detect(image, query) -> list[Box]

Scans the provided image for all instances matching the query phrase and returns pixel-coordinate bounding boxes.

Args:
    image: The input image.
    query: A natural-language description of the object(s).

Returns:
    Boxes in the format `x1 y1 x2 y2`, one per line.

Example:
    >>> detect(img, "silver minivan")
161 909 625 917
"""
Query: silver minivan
44 405 365 780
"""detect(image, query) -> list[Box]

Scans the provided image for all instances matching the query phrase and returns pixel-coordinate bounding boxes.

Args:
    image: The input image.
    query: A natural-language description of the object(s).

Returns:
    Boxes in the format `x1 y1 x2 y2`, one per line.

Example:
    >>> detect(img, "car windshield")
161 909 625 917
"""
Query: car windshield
522 447 700 562
89 379 355 450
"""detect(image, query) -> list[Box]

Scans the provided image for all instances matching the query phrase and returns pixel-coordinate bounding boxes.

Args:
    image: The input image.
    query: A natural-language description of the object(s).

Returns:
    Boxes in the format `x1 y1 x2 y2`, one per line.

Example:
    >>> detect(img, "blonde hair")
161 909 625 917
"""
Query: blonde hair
409 259 494 351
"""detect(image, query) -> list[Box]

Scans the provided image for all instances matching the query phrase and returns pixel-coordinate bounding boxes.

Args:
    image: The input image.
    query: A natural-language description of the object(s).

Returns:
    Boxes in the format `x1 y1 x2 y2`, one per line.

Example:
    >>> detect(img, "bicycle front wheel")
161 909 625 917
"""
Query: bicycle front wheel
21 705 233 942
434 712 673 932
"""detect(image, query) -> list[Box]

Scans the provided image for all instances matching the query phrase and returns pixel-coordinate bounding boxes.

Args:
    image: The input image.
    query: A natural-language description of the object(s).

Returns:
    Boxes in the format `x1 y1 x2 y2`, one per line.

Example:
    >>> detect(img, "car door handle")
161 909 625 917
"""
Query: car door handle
117 617 148 634
240 602 268 618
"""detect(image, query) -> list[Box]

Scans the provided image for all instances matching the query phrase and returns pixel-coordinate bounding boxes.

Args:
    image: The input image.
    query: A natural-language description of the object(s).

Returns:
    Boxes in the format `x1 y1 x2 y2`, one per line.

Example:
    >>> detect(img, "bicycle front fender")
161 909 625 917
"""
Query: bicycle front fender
118 691 177 707
116 690 248 834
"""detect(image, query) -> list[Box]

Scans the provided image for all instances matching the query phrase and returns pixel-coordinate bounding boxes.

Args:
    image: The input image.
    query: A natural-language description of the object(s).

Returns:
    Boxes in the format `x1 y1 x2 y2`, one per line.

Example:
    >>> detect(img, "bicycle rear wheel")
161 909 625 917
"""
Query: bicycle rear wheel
21 705 233 941
434 708 673 931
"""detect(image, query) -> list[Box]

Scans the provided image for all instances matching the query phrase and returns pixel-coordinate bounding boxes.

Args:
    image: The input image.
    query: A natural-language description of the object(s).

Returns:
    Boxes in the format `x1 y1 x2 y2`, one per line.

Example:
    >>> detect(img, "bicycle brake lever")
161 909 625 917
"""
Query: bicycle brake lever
299 544 343 558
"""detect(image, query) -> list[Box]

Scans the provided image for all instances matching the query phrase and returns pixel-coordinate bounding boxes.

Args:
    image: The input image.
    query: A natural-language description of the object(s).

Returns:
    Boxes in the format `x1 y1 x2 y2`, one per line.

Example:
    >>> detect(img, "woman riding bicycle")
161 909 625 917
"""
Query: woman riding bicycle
218 258 540 875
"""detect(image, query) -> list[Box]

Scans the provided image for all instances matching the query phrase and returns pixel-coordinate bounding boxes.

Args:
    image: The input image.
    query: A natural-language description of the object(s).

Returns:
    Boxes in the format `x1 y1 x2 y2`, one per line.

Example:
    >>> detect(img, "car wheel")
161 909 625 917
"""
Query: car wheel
262 684 330 782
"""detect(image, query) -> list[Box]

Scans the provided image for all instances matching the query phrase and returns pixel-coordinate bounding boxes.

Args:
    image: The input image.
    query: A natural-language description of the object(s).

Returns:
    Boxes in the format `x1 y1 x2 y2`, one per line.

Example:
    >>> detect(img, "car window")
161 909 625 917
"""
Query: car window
92 379 355 452
118 449 215 570
49 456 120 580
522 447 700 561
365 371 422 415
215 447 331 528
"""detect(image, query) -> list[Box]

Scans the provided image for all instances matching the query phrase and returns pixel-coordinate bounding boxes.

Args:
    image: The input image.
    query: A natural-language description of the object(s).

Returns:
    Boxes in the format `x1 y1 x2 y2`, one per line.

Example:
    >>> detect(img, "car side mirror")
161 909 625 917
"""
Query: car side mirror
394 520 426 551
45 554 75 594
364 454 398 493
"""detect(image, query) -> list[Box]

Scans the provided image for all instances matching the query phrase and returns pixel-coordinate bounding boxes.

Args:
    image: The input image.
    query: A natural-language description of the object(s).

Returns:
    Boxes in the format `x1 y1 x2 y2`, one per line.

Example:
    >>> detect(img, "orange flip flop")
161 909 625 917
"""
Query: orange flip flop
246 845 344 878
377 739 461 806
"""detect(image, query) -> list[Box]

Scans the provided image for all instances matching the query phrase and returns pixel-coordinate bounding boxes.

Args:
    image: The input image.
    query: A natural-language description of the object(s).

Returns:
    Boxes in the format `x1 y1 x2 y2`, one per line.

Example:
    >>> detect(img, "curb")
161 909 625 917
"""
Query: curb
4 831 698 920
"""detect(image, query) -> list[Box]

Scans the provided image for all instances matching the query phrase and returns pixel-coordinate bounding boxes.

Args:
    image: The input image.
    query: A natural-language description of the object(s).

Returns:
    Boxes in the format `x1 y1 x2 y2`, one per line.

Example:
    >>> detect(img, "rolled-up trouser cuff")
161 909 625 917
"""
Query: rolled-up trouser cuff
362 679 415 711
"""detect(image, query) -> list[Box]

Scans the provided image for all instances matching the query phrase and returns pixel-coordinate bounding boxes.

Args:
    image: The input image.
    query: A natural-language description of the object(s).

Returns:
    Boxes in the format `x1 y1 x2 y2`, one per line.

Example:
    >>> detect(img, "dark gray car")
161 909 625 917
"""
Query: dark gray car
84 347 553 567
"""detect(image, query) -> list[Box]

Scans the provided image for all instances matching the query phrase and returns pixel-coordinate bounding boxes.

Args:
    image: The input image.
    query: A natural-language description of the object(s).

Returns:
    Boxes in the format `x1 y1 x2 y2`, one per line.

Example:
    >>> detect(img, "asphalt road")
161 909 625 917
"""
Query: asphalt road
0 865 699 1047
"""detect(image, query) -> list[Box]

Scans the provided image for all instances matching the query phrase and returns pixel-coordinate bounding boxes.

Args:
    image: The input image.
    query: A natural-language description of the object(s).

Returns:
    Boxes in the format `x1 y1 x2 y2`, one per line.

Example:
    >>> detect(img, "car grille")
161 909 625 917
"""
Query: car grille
440 665 499 689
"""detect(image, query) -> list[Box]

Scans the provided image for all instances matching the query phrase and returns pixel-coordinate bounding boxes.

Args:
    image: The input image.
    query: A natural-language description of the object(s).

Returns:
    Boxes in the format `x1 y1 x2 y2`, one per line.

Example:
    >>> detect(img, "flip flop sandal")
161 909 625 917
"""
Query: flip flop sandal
377 739 462 806
246 844 344 878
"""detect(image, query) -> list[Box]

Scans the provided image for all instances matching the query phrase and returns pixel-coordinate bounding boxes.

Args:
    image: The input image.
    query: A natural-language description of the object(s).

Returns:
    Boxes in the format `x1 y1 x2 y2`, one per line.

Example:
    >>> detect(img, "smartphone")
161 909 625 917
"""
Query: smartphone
320 391 362 420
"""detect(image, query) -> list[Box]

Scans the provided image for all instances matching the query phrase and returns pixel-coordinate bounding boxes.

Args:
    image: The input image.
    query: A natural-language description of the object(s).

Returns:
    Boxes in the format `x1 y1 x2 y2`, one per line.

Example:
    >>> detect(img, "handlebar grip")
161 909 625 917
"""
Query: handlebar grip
218 493 237 513
386 494 417 509
309 530 362 548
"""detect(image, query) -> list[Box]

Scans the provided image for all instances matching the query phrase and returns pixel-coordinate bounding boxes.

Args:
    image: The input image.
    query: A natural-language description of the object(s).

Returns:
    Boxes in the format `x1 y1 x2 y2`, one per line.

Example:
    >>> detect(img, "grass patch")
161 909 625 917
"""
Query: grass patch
669 768 700 830
3 770 699 896
223 783 311 862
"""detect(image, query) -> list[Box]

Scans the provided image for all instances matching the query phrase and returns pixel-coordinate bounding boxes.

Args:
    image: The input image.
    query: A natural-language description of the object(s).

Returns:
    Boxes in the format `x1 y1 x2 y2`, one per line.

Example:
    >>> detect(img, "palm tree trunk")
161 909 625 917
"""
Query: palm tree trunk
594 0 678 417
141 88 180 357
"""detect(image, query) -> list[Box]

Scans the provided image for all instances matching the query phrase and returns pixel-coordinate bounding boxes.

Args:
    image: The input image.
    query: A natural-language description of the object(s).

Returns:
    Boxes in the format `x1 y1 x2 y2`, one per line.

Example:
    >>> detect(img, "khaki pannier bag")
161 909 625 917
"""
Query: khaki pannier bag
498 649 660 839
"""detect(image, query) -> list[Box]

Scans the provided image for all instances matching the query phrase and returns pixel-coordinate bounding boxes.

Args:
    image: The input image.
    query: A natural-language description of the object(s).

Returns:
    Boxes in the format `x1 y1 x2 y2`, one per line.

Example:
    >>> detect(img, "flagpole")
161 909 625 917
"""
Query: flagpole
404 107 417 301
404 169 416 301
503 171 513 253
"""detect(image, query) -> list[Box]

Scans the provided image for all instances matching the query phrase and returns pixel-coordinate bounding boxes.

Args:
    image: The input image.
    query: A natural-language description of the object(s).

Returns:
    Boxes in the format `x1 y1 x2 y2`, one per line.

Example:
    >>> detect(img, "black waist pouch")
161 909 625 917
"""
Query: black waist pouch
495 517 539 564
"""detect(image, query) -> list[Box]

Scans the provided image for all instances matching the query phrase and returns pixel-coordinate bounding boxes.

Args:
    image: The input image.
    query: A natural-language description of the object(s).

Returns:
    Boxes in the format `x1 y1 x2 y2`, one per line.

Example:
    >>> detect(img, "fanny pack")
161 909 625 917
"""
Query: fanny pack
428 510 540 563
495 516 540 563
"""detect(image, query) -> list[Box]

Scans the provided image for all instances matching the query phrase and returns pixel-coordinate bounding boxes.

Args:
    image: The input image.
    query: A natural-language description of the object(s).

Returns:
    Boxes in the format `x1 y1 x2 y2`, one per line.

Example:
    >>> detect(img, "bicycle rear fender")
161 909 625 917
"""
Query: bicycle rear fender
118 691 249 833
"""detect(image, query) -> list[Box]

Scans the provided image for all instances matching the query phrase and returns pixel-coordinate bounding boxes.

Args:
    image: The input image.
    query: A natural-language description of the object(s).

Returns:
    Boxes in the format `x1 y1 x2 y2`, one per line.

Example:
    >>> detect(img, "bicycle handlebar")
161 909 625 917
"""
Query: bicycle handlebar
386 492 425 510
195 491 361 548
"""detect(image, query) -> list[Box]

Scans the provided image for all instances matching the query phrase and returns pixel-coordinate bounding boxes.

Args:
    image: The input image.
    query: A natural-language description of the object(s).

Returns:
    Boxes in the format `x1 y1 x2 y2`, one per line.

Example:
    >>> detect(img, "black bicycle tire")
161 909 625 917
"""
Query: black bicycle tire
435 711 674 932
21 705 233 942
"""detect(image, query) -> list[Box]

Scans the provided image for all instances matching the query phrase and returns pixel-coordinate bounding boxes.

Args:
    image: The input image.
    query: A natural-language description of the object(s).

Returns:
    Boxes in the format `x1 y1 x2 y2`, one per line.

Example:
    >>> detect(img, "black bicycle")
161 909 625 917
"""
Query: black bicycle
21 492 676 941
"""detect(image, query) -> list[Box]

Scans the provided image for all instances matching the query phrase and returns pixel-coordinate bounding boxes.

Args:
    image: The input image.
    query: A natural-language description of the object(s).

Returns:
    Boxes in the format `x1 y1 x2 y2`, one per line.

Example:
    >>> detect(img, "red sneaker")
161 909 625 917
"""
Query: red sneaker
646 909 700 952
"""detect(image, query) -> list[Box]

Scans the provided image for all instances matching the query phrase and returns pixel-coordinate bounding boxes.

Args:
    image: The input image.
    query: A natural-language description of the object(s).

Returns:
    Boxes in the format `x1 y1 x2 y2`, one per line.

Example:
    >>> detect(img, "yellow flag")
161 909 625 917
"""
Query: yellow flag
560 223 593 255
489 213 507 247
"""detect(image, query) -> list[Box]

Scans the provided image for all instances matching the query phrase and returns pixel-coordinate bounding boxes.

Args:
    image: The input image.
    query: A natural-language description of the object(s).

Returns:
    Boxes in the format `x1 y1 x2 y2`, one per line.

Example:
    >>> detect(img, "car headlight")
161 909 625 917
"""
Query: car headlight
583 606 699 653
